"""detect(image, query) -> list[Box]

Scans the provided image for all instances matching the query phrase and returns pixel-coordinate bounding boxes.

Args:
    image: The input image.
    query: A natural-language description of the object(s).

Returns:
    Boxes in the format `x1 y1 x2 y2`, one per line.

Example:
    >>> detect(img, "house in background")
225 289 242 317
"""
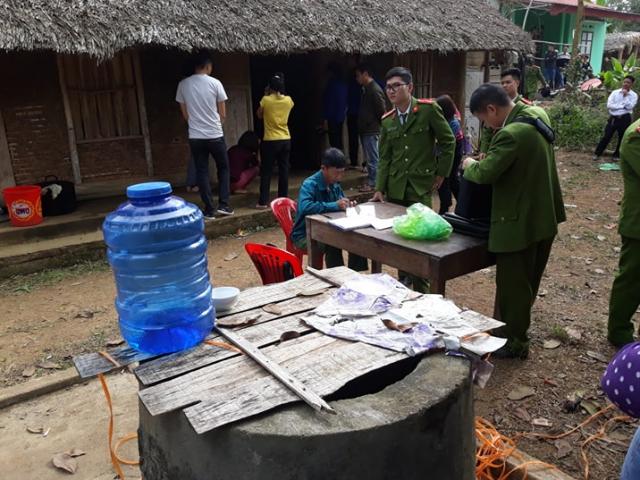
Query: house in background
504 0 640 73
0 1 529 195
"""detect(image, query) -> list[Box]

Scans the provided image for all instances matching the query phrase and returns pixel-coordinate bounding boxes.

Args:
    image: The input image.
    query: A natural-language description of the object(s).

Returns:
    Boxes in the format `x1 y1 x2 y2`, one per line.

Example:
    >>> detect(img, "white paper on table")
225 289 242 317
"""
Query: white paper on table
328 216 373 231
370 217 395 230
460 334 507 356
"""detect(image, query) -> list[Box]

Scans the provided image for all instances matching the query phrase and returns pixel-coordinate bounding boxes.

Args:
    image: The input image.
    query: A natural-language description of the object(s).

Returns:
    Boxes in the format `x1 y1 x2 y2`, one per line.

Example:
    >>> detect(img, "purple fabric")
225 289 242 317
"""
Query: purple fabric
601 342 640 417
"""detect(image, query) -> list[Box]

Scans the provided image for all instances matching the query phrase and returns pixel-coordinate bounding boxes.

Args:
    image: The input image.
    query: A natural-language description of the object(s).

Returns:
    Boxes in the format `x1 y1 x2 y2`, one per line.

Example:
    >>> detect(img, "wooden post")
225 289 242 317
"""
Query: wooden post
0 109 15 191
132 50 154 177
56 54 82 184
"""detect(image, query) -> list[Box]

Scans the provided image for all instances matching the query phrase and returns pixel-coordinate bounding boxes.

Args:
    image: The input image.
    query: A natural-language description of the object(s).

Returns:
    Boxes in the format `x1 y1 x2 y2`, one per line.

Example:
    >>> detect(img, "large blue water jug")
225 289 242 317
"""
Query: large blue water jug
103 182 214 355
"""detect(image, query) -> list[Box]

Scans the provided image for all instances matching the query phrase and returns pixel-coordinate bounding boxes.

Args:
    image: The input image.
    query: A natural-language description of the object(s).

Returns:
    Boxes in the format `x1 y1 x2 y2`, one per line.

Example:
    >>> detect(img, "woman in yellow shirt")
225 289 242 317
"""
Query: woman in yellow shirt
256 73 294 208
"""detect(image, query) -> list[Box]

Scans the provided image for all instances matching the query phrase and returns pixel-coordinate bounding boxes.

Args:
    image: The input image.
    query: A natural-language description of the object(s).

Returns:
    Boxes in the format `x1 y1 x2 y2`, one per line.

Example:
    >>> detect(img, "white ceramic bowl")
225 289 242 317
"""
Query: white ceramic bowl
212 286 240 312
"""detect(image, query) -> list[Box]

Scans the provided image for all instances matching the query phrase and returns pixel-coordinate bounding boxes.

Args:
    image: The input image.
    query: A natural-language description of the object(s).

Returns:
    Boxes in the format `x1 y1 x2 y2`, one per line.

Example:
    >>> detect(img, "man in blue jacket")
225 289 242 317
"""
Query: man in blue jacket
291 148 368 270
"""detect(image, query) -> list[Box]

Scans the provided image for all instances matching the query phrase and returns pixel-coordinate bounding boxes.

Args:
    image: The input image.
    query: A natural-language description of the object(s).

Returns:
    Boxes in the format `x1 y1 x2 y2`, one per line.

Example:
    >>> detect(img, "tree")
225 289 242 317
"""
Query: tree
606 0 640 31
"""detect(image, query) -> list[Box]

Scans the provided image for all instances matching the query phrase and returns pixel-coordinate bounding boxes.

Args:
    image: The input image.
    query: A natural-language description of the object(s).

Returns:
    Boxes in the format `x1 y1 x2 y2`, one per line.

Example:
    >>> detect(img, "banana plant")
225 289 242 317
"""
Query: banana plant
602 54 639 89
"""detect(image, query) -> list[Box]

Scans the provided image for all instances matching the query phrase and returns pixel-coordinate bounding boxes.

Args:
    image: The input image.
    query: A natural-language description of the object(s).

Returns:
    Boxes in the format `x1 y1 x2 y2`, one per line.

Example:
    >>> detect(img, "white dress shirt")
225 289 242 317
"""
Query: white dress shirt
607 88 638 117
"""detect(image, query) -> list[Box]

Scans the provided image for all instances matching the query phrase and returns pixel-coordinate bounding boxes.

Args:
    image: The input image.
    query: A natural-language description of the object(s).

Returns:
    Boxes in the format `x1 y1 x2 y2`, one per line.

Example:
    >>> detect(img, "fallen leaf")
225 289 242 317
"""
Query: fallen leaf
297 288 328 297
594 268 605 275
223 252 239 262
37 361 62 370
597 235 606 242
278 331 301 344
555 439 572 458
614 246 621 253
262 304 283 315
74 310 95 319
543 339 562 349
604 223 617 230
217 312 261 328
585 216 596 221
65 448 86 458
235 228 249 238
571 235 581 240
513 407 532 422
586 351 609 363
532 417 552 428
537 289 548 298
589 289 598 296
381 319 417 333
581 399 600 416
507 385 535 401
544 378 559 387
22 366 36 377
43 427 50 437
105 338 125 347
70 282 83 287
585 259 593 265
52 452 77 474
27 426 44 434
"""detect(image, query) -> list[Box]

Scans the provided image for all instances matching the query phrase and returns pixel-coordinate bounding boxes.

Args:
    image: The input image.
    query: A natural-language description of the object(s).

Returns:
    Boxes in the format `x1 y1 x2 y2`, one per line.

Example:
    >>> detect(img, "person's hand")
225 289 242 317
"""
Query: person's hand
370 191 385 203
337 198 350 210
623 88 630 96
349 199 358 208
462 157 477 170
431 176 444 192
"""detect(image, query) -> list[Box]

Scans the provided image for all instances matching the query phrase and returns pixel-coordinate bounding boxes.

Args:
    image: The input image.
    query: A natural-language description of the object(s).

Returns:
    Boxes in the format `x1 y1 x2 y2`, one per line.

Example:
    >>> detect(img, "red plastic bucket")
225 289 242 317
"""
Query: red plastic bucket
3 185 43 227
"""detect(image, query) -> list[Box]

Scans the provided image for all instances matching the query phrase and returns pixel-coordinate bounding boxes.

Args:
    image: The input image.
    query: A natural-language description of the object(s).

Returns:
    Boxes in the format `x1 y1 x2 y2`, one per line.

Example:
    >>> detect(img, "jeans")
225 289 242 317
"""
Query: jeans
259 140 291 206
347 115 359 166
544 67 556 89
231 166 259 193
622 427 640 480
328 121 344 150
360 134 379 187
595 114 632 158
189 138 231 214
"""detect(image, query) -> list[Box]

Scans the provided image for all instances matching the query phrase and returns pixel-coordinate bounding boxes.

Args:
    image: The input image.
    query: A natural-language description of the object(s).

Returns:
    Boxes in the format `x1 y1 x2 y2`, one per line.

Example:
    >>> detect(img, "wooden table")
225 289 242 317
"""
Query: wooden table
73 267 501 436
305 202 496 295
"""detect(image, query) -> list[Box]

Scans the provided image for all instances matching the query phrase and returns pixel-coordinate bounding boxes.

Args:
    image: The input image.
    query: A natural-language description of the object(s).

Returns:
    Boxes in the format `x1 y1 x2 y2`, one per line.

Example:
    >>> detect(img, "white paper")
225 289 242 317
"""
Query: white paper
370 217 395 230
328 216 373 231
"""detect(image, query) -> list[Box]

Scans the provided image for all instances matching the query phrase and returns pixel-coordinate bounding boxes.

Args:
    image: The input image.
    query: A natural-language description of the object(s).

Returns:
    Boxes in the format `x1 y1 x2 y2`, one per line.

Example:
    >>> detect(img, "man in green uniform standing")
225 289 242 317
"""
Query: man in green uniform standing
524 56 547 100
462 84 566 358
479 68 550 155
608 119 640 347
372 66 455 291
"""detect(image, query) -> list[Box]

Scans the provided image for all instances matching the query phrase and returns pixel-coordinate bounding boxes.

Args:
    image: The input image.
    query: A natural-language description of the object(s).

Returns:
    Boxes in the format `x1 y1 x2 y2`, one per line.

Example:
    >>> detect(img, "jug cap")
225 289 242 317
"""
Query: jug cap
127 182 172 199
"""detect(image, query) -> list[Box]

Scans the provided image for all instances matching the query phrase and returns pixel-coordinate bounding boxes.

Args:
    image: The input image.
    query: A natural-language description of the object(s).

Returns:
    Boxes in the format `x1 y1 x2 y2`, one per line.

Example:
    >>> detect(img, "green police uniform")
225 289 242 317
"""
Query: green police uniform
608 119 640 347
479 97 551 154
377 97 455 293
464 103 566 356
524 64 546 100
377 97 456 206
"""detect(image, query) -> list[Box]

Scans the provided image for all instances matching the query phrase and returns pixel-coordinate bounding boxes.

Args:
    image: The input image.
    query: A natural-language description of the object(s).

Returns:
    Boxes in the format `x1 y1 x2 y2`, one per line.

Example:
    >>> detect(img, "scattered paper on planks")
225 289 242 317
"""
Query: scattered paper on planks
73 266 504 435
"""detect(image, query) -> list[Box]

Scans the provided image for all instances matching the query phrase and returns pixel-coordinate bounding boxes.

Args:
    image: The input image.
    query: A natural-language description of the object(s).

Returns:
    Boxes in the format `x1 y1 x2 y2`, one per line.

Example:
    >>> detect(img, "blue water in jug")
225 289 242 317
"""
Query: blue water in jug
103 182 214 354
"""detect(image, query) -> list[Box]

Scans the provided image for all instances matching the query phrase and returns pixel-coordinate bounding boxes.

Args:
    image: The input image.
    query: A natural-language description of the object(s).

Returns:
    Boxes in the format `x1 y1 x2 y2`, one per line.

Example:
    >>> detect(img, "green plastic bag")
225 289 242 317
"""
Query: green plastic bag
392 203 453 241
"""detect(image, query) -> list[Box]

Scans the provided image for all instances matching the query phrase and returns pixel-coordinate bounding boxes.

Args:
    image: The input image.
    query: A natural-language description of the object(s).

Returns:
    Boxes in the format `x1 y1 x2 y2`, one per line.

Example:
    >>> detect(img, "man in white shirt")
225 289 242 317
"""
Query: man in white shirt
176 54 233 218
594 75 638 161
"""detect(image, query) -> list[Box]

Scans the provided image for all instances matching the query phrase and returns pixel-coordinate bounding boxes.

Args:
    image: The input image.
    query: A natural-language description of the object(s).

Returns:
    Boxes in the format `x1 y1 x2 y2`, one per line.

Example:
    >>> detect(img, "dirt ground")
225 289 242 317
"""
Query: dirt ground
0 150 637 479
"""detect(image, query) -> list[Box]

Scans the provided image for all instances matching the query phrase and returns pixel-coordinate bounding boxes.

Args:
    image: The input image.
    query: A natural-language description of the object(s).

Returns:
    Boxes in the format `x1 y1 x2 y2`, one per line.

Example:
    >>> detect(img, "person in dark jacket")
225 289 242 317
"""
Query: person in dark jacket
355 63 386 192
435 94 465 214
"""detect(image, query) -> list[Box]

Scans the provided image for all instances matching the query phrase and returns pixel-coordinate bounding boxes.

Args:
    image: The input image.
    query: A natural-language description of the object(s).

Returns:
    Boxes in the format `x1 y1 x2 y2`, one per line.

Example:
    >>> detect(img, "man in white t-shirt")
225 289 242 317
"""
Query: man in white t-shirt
176 54 233 217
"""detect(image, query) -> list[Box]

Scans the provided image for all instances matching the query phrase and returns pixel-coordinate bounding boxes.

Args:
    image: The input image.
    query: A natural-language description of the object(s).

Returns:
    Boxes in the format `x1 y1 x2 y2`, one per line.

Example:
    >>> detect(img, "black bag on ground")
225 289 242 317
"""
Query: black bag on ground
38 175 77 216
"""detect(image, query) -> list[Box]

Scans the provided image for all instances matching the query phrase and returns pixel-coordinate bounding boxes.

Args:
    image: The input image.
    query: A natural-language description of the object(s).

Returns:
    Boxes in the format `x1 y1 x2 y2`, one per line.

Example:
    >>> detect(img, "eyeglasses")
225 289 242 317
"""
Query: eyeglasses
385 82 407 93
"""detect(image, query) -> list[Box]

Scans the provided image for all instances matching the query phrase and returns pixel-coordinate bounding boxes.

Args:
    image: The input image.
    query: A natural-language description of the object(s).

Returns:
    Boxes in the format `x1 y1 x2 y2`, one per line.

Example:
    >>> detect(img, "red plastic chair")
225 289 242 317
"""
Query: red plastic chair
270 197 306 263
244 243 304 285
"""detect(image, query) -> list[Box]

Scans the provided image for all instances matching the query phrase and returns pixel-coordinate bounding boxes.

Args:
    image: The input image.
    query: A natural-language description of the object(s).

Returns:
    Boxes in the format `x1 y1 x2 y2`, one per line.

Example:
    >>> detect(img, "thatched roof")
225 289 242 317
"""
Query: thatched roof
605 32 640 52
0 0 530 58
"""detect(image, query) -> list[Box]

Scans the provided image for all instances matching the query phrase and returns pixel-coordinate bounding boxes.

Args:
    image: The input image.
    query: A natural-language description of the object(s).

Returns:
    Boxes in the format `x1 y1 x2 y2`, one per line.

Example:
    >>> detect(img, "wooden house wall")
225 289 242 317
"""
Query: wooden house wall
0 52 72 186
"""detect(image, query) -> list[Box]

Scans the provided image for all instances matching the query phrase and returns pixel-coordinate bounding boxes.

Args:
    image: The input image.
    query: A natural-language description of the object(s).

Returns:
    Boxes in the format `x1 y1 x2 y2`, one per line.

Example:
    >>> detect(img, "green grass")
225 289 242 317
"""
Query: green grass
550 325 570 343
0 259 109 296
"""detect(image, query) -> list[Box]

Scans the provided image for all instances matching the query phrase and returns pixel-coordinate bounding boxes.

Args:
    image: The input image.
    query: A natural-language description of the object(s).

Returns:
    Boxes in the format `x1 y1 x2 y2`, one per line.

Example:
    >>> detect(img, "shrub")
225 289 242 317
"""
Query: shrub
546 94 609 151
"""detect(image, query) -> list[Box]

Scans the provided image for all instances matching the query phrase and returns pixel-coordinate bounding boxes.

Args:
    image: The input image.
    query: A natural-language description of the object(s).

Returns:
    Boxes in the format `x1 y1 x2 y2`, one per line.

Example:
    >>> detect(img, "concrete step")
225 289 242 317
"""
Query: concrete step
0 170 371 278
